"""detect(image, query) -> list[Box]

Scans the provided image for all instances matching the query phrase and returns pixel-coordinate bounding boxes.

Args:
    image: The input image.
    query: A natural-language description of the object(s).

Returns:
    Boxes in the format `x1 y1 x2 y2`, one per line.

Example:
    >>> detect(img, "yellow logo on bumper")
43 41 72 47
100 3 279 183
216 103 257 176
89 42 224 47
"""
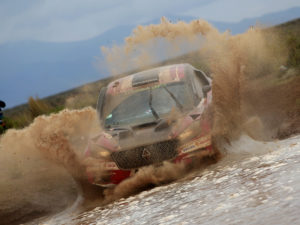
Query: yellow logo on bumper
179 135 211 154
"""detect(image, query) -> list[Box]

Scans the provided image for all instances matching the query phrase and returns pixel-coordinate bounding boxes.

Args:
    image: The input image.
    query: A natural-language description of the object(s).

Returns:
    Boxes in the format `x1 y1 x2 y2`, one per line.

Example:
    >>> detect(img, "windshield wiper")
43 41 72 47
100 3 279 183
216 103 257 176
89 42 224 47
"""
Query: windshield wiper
163 86 184 112
149 87 160 120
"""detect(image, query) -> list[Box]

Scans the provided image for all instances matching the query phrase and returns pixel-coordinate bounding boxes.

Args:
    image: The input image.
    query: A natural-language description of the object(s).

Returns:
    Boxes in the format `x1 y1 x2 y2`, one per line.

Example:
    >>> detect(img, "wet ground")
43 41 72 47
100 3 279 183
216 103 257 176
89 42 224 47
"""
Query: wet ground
38 134 300 225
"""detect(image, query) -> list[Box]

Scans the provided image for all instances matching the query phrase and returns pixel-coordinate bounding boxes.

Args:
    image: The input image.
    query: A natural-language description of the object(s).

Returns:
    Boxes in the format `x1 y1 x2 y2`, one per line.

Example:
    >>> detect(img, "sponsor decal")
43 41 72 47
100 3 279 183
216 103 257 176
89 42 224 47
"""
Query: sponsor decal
170 66 177 80
177 65 185 79
179 135 211 154
181 144 196 153
170 65 185 81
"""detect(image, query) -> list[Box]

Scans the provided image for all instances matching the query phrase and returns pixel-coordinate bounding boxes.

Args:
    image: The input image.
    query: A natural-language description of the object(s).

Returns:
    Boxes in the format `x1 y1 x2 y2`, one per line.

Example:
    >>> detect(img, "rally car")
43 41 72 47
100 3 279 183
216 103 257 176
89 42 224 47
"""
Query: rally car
84 64 214 187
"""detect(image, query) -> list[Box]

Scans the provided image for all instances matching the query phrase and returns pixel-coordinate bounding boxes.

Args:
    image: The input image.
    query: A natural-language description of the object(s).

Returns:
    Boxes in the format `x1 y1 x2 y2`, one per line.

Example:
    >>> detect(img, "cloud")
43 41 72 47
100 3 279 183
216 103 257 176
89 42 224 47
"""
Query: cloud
0 0 122 43
0 0 299 44
0 0 208 44
181 0 300 22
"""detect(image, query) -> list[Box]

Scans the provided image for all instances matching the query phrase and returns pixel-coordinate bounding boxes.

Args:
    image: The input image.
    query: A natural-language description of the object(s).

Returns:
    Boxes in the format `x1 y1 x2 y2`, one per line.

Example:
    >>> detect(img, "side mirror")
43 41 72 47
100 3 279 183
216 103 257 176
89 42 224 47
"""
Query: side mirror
202 85 211 97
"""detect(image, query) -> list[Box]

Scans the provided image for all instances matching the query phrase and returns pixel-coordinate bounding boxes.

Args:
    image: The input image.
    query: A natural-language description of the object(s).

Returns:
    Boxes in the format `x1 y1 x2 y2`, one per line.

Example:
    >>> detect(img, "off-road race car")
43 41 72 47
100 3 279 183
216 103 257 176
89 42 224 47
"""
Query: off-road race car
84 64 215 187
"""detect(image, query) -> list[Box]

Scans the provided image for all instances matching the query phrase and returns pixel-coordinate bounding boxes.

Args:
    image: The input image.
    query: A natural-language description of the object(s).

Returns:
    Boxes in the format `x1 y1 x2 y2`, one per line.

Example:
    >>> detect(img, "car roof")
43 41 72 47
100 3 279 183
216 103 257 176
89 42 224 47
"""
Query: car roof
106 63 193 96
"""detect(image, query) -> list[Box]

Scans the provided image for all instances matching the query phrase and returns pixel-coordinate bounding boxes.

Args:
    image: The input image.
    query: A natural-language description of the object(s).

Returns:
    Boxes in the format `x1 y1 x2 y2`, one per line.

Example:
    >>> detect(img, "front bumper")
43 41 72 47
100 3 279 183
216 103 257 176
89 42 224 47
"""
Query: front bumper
87 134 212 187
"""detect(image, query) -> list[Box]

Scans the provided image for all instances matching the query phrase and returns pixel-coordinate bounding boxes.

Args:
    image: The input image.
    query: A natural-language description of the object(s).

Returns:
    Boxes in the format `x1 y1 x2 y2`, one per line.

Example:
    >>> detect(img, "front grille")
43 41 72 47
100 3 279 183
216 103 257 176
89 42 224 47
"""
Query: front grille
111 140 178 170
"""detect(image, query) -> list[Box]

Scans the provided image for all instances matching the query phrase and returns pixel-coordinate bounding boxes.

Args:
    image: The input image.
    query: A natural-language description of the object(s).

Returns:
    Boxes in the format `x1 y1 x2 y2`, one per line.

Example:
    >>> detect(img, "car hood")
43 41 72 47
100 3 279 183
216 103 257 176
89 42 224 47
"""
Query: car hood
115 123 173 150
90 114 199 153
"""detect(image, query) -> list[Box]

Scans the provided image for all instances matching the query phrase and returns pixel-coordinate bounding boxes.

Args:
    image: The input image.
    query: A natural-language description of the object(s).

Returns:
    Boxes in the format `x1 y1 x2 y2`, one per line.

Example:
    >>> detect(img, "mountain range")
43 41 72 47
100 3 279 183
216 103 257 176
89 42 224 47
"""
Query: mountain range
1 6 300 108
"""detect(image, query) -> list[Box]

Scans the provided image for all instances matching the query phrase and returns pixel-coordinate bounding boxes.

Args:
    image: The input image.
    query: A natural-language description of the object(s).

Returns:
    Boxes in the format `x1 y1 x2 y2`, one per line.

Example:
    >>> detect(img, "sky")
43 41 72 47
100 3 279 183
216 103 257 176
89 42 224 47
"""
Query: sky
1 0 300 44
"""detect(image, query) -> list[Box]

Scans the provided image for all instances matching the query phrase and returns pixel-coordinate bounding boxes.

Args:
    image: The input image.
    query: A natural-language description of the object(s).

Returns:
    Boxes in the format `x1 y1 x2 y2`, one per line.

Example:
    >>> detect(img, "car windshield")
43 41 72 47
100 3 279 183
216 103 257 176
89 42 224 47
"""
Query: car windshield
102 81 194 128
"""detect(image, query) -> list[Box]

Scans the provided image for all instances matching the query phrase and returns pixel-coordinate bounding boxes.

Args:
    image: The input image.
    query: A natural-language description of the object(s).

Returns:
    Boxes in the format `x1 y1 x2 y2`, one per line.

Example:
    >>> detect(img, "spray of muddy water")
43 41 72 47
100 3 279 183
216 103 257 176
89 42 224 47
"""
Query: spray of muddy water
102 17 288 139
0 18 292 224
99 17 291 201
0 108 99 224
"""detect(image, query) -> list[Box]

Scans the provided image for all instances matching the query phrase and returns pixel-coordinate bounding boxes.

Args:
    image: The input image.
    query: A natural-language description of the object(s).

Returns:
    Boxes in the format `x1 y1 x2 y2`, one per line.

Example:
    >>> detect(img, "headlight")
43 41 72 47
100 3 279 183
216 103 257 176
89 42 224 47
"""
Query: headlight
178 129 195 142
178 120 202 142
89 143 111 160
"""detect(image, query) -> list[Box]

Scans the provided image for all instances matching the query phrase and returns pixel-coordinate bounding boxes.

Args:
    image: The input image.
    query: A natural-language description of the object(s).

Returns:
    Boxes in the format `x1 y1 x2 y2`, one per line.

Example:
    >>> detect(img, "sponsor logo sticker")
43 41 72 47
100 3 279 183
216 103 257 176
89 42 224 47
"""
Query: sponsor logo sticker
179 135 211 154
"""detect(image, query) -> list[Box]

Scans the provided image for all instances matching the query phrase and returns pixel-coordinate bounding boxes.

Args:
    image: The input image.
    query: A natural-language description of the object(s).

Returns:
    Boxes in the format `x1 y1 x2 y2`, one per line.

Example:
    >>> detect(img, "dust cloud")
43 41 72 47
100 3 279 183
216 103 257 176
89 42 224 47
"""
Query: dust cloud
65 85 98 110
101 17 217 75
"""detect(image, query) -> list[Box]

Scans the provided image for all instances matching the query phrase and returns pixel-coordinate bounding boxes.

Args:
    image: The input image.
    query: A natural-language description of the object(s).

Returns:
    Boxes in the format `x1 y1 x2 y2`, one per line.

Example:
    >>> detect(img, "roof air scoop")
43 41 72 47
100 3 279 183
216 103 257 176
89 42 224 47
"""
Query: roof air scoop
132 72 159 87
